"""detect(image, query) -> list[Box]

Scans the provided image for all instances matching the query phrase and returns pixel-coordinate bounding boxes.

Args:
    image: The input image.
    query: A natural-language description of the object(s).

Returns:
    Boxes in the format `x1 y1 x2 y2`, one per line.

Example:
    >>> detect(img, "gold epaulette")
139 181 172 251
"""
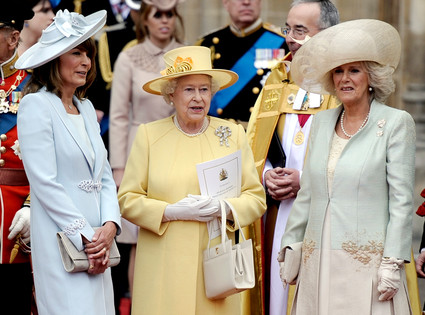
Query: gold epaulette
263 22 285 38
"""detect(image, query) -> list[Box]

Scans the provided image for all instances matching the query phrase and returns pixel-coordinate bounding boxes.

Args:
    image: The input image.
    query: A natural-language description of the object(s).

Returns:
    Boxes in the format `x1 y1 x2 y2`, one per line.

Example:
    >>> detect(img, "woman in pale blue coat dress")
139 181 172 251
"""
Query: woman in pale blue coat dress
16 10 121 314
279 20 416 314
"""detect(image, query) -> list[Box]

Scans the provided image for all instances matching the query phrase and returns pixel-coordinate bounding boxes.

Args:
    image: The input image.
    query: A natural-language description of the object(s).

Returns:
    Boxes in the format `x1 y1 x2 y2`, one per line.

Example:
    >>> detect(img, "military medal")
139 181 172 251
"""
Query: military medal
294 130 304 145
294 114 311 145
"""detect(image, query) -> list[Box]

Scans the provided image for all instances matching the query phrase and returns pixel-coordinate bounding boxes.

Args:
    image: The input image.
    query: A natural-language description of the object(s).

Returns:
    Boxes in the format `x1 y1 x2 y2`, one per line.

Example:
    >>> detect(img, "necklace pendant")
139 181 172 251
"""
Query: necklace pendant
294 130 304 145
68 104 73 110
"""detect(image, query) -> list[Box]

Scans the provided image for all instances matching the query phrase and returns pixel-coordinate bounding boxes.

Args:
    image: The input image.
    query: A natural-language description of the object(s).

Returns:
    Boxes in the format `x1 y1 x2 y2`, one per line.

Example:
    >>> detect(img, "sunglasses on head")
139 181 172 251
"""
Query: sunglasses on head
153 10 174 19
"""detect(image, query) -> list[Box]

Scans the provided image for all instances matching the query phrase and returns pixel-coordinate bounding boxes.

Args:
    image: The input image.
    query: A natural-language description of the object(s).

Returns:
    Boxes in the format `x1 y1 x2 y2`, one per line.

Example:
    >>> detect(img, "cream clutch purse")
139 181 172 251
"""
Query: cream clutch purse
278 241 303 287
56 227 120 273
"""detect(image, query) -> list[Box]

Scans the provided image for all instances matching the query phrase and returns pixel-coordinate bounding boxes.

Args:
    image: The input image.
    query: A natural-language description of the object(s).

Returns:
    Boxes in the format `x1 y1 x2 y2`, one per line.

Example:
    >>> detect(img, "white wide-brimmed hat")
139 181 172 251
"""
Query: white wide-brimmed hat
290 19 401 95
143 46 238 95
125 0 184 11
15 9 107 70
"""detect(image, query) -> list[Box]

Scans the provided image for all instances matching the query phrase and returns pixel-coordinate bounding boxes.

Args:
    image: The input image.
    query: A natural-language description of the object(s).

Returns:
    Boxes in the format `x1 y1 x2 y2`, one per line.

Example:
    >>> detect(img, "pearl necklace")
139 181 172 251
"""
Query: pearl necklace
173 116 209 137
340 109 370 138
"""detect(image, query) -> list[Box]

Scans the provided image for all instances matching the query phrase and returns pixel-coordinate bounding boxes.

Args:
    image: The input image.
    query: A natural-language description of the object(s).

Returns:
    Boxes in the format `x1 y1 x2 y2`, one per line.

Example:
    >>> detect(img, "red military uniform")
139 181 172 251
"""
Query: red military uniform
0 53 31 264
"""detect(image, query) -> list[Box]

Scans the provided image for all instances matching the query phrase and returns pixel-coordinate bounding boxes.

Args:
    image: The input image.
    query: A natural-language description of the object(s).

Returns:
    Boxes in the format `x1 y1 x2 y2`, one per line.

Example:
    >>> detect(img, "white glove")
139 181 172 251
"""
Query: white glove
188 195 231 218
8 206 30 243
163 195 218 222
377 257 404 301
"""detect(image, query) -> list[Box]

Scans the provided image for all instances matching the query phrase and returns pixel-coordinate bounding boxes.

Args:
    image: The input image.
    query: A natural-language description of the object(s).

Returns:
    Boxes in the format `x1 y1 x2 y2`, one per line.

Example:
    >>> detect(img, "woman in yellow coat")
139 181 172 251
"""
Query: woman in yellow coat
118 46 267 315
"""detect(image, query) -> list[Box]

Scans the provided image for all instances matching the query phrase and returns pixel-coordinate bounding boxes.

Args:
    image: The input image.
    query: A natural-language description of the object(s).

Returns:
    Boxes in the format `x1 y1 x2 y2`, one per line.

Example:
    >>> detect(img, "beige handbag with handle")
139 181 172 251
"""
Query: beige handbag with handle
203 201 255 300
57 227 120 273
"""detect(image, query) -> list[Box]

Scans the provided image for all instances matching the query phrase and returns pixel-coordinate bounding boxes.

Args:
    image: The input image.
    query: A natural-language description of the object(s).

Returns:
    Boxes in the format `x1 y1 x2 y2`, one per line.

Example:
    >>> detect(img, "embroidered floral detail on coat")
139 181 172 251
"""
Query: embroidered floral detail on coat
78 180 102 192
64 218 86 236
302 239 316 264
341 240 384 265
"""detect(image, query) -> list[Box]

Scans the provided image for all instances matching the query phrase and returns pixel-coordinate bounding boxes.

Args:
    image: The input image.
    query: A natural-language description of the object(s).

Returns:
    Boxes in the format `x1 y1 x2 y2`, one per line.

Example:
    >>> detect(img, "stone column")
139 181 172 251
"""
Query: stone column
402 0 425 151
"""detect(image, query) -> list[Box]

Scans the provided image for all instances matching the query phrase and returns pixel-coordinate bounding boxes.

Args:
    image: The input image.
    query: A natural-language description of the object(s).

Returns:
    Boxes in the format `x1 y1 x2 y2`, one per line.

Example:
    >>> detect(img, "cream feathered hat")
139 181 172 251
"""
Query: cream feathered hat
143 46 238 95
15 9 106 70
125 0 185 11
290 19 401 95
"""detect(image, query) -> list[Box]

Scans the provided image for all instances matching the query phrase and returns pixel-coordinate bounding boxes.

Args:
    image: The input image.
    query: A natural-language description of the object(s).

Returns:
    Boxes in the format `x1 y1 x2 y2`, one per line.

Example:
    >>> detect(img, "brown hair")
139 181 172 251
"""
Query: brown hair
135 3 184 44
23 38 97 100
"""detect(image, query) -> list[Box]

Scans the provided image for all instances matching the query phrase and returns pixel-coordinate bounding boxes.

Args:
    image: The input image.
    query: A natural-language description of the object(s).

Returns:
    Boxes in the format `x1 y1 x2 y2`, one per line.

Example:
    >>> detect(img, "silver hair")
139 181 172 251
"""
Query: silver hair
161 76 220 105
291 0 339 29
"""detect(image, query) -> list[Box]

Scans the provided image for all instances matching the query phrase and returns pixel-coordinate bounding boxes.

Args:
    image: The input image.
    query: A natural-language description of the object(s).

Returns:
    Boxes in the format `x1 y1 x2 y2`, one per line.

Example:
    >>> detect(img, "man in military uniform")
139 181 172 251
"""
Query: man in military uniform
197 0 288 126
0 2 37 313
246 1 339 314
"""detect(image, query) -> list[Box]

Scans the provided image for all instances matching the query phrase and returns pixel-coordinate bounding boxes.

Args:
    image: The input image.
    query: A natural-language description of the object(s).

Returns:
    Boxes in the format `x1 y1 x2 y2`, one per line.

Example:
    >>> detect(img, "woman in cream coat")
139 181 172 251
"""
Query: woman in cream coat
280 20 415 314
16 10 121 314
118 46 266 314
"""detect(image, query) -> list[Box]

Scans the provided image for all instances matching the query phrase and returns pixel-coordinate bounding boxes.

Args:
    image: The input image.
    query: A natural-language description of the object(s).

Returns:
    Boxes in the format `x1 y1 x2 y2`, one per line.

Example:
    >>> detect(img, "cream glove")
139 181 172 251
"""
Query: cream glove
8 206 31 243
377 257 404 301
163 195 217 222
277 249 287 287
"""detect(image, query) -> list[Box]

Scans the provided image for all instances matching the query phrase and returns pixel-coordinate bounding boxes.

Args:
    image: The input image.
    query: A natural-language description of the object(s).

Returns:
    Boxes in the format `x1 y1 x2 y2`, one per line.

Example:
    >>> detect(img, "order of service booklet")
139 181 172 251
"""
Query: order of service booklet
196 150 241 239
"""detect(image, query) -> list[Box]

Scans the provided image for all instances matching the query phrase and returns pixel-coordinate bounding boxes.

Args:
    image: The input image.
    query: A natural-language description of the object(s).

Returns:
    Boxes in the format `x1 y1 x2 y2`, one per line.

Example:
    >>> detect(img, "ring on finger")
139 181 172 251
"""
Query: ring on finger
89 264 94 269
103 247 107 252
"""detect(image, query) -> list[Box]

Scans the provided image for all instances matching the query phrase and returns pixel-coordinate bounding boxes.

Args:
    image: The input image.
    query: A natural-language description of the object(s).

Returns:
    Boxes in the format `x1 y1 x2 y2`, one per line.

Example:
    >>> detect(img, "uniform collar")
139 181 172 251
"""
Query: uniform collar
0 51 19 82
229 18 262 37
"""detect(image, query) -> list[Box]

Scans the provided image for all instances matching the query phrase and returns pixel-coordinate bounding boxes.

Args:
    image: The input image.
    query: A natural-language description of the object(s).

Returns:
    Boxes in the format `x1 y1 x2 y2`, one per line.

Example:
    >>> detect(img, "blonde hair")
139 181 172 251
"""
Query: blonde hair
324 61 395 103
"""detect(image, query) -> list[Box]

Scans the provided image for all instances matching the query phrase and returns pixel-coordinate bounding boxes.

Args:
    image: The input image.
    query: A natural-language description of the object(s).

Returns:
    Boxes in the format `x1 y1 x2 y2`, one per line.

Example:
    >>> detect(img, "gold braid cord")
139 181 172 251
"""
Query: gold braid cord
98 32 113 89
73 0 85 14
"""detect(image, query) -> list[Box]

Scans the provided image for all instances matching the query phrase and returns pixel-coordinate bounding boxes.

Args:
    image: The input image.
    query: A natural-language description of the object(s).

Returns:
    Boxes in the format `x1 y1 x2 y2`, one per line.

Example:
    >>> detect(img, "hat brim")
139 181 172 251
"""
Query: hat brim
290 19 401 95
15 10 107 70
125 0 141 10
142 0 184 11
143 69 239 95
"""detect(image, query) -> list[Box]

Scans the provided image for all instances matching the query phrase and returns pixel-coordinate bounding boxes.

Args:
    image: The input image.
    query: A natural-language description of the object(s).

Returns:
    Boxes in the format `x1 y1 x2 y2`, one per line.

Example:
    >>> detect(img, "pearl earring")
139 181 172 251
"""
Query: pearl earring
170 101 174 106
368 87 373 92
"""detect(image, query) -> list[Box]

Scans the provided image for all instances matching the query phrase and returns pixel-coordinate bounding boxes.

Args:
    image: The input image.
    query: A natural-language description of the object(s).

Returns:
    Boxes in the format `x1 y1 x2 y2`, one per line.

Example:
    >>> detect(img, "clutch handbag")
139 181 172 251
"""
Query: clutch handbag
56 227 120 273
203 201 255 300
279 241 303 286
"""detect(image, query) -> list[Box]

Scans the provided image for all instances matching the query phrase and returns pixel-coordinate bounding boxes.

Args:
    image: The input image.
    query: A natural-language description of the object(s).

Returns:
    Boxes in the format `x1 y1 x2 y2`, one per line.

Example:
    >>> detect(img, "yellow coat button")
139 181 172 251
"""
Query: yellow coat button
212 37 219 44
217 108 223 115
252 87 260 94
257 69 264 76
214 53 221 60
